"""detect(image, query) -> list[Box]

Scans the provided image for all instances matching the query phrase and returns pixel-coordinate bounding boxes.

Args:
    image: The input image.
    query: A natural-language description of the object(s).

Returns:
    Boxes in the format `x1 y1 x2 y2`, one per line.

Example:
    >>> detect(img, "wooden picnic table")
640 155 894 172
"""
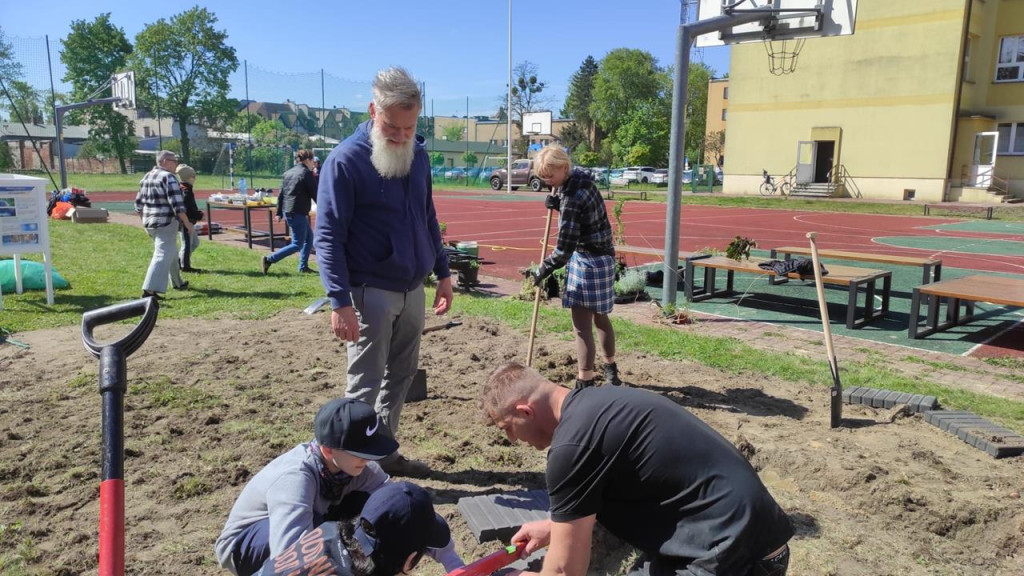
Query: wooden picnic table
205 201 278 250
908 275 1024 339
770 246 942 284
684 256 892 329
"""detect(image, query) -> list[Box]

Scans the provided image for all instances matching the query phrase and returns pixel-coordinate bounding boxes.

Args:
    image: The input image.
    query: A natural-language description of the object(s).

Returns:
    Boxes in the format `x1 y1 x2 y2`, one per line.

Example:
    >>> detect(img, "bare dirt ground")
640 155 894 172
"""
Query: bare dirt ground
1 304 1023 575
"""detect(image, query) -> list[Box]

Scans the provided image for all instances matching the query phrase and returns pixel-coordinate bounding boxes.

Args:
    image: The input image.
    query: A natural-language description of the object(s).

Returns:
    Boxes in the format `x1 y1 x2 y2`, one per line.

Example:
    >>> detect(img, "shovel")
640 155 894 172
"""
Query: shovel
422 319 463 334
81 297 160 576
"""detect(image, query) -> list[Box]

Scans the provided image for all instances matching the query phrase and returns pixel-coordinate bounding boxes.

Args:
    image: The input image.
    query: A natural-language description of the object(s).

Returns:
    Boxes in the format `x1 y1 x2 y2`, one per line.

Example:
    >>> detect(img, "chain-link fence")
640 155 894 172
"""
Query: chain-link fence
2 35 507 190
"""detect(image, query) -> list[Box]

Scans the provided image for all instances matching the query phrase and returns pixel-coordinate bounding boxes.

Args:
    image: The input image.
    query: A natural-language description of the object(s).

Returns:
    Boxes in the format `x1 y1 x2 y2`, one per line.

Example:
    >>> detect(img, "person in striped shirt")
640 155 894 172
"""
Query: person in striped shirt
135 150 193 298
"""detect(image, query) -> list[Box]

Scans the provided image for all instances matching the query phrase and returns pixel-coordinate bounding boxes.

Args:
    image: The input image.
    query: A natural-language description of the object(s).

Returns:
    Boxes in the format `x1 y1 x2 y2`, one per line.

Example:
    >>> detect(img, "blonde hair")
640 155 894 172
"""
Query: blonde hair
478 362 547 423
175 163 196 185
534 146 571 180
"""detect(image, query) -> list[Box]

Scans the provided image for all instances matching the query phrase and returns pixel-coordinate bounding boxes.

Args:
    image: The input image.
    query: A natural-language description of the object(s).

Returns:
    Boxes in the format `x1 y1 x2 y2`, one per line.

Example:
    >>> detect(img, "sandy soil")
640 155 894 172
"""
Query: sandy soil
1 305 1023 575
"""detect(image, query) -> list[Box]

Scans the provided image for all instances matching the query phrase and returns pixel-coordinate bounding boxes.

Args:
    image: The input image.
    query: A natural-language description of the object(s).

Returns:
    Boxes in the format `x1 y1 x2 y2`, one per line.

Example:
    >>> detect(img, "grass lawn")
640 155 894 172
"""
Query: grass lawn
3 218 1023 434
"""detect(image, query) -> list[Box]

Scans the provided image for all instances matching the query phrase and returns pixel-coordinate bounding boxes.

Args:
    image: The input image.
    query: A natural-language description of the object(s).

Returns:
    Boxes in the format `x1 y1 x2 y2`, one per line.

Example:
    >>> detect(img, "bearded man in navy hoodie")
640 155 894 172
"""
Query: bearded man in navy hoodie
314 67 452 479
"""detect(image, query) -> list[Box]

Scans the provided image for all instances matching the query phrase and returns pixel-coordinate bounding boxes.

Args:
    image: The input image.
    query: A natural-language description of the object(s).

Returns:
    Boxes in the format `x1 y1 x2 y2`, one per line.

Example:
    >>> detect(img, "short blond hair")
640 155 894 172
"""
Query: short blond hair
534 146 571 180
478 362 547 424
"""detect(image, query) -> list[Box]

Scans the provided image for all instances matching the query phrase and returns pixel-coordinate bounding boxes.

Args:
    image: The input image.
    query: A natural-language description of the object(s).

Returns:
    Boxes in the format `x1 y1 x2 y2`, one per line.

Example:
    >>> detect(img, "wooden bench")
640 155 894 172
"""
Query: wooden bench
770 246 942 285
684 256 892 329
923 203 994 220
615 245 710 262
908 275 1024 339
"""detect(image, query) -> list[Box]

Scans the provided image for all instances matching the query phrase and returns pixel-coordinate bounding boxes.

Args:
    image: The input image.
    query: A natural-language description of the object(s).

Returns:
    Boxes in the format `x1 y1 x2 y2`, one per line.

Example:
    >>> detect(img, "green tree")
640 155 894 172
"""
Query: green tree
462 151 478 167
5 80 45 124
684 62 714 164
500 61 550 136
429 151 445 167
129 7 239 162
61 13 137 173
561 55 599 148
591 49 669 139
442 124 463 142
0 25 22 83
575 150 599 167
703 129 726 166
0 141 13 171
558 122 589 154
612 99 672 167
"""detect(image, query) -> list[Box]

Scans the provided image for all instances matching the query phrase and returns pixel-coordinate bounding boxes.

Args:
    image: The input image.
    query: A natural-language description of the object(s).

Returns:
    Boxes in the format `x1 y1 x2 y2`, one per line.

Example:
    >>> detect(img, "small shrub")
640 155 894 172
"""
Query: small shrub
725 236 757 261
614 269 647 296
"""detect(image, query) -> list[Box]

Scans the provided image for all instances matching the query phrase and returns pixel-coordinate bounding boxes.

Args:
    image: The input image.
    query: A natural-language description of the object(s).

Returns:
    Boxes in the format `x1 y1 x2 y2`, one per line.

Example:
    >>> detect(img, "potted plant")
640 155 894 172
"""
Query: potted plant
726 236 757 261
457 259 480 288
613 269 650 304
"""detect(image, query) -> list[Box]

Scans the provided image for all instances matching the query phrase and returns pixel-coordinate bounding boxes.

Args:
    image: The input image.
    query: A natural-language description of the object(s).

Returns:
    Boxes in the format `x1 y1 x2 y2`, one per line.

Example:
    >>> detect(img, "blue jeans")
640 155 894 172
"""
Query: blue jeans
267 213 312 270
230 519 270 576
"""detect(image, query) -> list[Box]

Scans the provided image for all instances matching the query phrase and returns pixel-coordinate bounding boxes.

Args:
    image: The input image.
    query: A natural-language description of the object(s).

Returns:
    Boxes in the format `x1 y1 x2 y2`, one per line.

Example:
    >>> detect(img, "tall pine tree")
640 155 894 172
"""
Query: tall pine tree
561 56 599 149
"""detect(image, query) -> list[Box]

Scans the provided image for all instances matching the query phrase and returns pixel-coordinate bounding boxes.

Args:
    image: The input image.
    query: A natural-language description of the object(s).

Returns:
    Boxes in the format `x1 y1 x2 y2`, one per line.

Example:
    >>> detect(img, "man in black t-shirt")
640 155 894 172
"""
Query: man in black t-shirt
480 363 793 576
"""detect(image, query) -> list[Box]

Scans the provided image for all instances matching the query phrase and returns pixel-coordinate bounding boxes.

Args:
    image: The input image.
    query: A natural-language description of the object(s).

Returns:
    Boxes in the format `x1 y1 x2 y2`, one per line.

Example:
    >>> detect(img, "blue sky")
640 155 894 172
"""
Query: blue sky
3 1 730 117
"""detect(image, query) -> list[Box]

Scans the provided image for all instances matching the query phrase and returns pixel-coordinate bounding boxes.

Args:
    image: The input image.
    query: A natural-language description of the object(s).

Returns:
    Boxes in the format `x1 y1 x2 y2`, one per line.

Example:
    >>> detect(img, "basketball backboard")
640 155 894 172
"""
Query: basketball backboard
522 111 552 135
111 71 136 109
696 0 857 47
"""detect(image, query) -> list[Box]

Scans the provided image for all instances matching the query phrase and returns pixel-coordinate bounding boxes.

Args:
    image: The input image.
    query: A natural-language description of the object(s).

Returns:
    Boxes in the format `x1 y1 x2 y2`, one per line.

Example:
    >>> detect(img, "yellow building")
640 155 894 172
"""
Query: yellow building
704 78 730 167
724 0 1024 203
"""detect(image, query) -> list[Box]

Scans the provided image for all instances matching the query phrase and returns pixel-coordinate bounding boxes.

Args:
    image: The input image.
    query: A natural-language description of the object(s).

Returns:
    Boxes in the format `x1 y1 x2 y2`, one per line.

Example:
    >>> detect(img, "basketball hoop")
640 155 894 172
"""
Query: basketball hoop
763 37 805 75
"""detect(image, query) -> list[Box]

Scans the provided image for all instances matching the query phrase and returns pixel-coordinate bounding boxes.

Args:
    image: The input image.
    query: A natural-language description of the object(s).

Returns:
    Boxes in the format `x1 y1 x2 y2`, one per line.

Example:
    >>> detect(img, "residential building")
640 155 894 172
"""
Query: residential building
723 0 1024 202
704 78 729 167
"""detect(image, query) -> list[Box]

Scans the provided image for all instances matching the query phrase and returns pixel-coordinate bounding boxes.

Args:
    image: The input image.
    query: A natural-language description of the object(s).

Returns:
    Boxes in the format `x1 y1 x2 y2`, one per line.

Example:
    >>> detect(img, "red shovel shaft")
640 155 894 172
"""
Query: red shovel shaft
99 479 125 576
446 543 526 576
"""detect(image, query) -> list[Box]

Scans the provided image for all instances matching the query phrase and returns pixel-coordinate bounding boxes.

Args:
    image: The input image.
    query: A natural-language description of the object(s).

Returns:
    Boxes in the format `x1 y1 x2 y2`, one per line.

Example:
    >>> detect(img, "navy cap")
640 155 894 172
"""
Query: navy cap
314 398 398 460
355 482 450 572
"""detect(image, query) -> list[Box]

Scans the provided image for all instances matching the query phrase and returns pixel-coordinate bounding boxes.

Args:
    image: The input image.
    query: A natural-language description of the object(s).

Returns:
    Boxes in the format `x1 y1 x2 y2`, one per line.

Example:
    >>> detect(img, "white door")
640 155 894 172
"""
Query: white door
795 141 816 184
969 132 999 187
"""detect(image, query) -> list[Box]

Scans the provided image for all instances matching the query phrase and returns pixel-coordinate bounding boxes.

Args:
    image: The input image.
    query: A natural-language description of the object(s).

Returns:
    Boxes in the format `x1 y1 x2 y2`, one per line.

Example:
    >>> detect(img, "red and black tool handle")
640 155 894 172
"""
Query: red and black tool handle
446 542 527 576
82 297 159 576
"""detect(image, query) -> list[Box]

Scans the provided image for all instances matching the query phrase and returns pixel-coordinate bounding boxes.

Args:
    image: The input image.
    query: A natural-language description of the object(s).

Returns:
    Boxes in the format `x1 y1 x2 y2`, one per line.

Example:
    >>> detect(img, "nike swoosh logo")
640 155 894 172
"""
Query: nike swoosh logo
366 417 380 436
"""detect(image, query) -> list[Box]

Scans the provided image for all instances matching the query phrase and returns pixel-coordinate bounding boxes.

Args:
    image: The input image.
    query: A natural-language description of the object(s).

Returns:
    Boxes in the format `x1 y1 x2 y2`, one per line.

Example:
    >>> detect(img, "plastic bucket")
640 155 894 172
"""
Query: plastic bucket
456 241 479 258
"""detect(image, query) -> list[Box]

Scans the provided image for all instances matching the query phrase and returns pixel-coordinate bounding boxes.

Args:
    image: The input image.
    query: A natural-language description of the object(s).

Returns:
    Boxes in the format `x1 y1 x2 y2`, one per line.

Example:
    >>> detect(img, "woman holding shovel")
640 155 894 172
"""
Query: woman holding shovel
531 146 621 389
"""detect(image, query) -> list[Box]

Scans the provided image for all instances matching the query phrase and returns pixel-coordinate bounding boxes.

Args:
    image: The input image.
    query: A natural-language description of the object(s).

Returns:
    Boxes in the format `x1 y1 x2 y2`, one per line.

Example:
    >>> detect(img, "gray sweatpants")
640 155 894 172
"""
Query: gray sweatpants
143 221 183 294
345 284 426 439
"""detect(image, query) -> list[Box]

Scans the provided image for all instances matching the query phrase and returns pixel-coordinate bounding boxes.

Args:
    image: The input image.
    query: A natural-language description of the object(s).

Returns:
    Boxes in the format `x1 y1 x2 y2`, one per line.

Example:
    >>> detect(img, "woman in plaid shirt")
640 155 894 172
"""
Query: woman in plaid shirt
531 147 622 389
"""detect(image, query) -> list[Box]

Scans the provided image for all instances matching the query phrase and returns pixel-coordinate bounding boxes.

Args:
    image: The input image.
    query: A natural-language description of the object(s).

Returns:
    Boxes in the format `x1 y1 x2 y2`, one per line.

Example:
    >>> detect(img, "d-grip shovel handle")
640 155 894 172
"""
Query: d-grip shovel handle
82 298 159 359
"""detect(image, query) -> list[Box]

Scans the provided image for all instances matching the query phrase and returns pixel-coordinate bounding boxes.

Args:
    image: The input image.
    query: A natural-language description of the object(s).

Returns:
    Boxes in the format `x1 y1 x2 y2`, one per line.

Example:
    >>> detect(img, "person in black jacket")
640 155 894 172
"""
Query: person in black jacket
175 164 204 272
263 149 319 274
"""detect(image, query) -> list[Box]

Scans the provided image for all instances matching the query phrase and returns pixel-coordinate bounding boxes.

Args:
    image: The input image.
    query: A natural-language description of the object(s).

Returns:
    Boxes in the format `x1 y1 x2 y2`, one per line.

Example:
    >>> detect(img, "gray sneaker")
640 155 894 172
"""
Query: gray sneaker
380 454 431 478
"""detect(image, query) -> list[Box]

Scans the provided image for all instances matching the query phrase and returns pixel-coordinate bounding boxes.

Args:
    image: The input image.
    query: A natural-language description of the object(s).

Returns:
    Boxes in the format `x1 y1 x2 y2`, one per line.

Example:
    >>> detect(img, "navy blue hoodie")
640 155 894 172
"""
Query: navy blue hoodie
314 120 450 309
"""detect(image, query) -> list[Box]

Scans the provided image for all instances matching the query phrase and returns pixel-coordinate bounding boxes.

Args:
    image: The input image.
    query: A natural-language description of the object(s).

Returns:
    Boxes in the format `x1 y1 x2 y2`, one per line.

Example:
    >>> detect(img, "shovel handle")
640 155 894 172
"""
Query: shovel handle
82 297 160 359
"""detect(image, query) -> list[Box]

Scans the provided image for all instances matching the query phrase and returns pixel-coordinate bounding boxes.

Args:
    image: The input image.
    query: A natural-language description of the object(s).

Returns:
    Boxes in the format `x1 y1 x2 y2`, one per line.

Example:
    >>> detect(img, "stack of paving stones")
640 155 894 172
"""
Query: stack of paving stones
842 387 1024 459
842 386 937 413
923 410 1024 459
458 490 550 570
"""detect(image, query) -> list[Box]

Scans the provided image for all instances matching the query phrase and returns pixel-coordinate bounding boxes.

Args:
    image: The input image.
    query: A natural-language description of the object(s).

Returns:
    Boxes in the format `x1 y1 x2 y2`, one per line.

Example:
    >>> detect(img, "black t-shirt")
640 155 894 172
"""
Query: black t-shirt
256 522 353 576
547 387 793 576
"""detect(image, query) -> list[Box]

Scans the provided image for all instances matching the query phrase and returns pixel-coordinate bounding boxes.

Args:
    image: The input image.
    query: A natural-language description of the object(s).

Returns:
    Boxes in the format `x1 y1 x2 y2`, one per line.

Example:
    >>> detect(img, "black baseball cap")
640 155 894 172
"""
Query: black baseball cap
354 482 450 572
314 398 398 460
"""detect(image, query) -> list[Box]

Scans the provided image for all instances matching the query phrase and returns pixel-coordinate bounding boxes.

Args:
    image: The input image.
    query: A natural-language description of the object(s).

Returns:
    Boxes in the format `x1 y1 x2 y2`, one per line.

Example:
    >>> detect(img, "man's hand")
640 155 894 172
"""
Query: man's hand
510 520 551 556
531 263 552 288
433 276 454 315
544 193 560 212
331 306 360 342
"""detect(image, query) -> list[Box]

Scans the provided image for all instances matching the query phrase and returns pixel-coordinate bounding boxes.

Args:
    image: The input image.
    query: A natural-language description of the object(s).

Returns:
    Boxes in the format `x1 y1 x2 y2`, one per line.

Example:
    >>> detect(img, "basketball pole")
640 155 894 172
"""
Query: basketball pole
662 9 772 308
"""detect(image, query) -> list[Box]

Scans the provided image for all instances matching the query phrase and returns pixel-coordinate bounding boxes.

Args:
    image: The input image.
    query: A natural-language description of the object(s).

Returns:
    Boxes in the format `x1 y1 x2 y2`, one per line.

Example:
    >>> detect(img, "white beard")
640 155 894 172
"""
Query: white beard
370 123 416 178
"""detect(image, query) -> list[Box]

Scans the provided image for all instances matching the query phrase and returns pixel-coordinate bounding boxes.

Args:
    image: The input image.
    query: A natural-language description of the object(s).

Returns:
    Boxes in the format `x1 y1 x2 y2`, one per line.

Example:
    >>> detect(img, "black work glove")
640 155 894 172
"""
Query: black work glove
532 262 553 287
544 193 560 212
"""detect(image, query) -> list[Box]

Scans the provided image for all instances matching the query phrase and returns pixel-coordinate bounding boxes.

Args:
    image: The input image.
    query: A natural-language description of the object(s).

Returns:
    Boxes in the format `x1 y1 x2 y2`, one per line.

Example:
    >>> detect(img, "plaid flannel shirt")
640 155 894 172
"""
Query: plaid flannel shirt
135 167 186 228
543 169 615 269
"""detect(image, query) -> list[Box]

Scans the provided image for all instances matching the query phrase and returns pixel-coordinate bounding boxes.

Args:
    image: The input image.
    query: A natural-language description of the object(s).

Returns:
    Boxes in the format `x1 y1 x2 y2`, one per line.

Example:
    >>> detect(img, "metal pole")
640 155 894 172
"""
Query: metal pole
320 68 326 146
244 60 252 185
663 8 767 306
507 0 512 193
466 96 470 187
45 35 58 177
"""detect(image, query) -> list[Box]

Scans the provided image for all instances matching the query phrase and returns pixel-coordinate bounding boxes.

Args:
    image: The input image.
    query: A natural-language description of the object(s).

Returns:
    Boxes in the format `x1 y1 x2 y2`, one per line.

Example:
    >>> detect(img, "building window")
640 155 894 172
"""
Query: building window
721 109 728 121
997 123 1024 155
723 86 729 99
995 35 1024 82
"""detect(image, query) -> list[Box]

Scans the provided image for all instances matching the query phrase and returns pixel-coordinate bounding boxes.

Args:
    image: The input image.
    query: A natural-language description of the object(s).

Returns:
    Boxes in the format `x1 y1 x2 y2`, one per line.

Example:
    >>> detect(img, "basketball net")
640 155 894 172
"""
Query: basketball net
763 37 805 75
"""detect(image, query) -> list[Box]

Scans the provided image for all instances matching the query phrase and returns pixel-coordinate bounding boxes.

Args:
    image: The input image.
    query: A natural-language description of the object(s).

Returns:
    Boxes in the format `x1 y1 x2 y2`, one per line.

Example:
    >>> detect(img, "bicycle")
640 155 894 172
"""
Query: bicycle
760 169 791 197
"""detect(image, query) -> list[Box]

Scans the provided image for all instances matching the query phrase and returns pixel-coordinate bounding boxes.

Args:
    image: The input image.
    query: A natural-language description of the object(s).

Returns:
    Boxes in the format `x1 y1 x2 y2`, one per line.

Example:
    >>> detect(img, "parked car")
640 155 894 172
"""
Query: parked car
609 169 628 187
715 167 724 185
621 166 658 184
650 169 669 185
488 159 548 191
444 167 466 179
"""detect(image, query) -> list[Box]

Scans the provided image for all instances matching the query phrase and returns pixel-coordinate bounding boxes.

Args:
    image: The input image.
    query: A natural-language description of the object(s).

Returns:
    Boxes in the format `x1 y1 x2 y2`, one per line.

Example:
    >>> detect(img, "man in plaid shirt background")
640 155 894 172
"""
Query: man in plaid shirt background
136 150 193 298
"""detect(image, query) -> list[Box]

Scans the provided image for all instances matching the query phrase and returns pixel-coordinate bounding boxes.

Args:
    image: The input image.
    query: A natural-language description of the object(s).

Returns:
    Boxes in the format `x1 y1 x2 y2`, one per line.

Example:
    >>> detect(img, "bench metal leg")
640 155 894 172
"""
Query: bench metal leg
909 288 922 338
